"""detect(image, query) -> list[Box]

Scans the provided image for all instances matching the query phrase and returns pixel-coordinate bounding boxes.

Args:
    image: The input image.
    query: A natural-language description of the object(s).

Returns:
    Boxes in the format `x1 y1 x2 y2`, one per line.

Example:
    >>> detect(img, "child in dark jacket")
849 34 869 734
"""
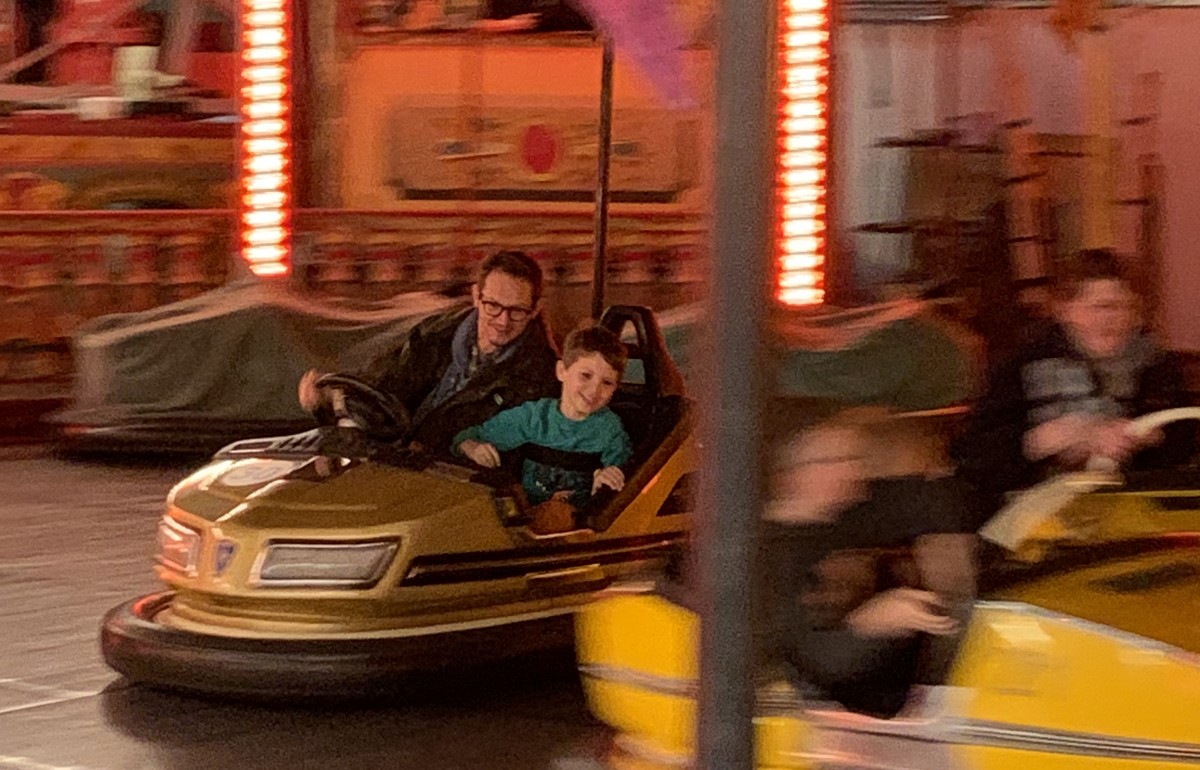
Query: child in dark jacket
954 249 1191 526
759 406 965 718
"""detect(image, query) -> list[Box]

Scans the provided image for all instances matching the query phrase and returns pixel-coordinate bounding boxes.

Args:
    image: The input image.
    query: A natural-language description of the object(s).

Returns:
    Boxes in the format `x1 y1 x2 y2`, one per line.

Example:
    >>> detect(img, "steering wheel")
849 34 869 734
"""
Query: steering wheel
985 406 1200 551
1085 406 1200 473
314 373 412 441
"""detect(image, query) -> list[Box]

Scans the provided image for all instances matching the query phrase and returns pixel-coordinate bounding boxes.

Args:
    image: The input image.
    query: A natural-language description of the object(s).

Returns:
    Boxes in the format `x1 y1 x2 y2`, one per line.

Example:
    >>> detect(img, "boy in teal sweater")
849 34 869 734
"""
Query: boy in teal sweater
454 326 633 514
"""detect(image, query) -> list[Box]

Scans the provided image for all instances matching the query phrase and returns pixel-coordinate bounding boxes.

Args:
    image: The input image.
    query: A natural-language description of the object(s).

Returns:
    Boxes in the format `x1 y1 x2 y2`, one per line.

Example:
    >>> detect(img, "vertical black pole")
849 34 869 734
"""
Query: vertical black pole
591 37 615 321
696 1 774 769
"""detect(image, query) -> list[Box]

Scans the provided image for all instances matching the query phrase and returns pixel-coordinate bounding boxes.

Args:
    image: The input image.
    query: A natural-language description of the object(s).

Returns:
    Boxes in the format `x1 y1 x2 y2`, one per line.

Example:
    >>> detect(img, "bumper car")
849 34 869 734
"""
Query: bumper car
100 305 695 698
54 282 460 456
576 407 1200 769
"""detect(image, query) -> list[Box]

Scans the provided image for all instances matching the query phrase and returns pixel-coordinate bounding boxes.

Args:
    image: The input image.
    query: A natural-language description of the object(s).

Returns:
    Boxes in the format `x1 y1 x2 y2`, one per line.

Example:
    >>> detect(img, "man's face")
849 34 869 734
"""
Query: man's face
556 352 621 420
472 271 537 353
1058 279 1138 359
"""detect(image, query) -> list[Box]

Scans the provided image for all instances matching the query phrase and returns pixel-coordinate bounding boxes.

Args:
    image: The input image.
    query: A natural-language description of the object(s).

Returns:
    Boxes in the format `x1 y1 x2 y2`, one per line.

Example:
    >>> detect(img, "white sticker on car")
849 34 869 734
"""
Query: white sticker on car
221 460 300 487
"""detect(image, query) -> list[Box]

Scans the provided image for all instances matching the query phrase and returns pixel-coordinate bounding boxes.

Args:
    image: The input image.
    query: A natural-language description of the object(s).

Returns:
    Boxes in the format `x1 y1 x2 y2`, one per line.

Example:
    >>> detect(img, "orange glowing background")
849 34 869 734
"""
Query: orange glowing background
239 0 292 278
778 0 831 305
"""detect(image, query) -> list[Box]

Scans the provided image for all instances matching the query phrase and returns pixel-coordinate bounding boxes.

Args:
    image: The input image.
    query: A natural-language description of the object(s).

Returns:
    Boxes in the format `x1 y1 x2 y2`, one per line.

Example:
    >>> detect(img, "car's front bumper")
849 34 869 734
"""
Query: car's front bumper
101 591 577 699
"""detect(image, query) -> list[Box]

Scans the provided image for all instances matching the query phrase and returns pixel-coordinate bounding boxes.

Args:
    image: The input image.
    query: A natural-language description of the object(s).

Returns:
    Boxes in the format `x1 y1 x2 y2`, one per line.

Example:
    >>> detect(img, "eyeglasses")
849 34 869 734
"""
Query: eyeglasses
479 297 534 323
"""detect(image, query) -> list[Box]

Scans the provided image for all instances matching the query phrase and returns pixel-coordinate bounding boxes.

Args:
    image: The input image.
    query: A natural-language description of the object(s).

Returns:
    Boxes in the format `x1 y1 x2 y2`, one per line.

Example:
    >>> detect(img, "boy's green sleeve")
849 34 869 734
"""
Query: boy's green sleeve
601 416 634 467
466 401 538 453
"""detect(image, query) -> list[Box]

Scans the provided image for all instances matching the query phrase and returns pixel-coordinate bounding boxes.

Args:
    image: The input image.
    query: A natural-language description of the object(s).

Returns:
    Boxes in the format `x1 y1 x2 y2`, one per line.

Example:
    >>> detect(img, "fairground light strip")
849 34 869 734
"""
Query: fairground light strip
777 0 831 305
239 0 292 277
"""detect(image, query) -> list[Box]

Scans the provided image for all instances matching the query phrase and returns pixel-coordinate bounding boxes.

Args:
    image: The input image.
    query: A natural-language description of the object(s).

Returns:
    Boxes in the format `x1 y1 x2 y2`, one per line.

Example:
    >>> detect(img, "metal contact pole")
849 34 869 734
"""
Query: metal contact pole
591 37 615 320
695 0 775 768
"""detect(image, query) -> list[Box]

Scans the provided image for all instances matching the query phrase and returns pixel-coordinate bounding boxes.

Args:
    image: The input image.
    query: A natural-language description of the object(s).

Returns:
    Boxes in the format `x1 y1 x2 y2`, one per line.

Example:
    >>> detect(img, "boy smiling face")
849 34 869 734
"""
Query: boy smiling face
557 352 621 421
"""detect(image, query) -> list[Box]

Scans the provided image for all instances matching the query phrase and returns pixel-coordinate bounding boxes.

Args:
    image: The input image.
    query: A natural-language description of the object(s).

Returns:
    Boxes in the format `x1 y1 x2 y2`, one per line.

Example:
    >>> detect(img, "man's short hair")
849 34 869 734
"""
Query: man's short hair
1053 249 1131 301
563 325 628 378
477 250 544 304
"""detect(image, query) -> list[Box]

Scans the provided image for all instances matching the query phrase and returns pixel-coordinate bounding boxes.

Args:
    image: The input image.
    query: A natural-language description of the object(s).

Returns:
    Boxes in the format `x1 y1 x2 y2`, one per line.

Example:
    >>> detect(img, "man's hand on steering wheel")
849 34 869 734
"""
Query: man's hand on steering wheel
304 373 413 442
298 369 325 412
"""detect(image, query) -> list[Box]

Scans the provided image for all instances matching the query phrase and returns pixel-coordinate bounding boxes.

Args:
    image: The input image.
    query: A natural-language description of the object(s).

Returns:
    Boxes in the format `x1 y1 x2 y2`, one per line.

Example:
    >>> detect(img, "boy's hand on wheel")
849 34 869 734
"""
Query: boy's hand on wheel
592 466 625 494
460 439 501 468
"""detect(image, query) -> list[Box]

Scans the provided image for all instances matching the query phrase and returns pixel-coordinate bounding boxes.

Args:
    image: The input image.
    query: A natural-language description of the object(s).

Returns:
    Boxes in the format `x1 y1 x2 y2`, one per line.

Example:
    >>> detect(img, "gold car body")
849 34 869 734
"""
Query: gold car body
153 428 695 641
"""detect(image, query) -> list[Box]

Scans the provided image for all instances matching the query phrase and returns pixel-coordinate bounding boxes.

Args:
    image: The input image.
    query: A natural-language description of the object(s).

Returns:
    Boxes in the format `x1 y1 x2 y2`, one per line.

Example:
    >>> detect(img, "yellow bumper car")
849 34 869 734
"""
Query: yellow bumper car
576 408 1200 769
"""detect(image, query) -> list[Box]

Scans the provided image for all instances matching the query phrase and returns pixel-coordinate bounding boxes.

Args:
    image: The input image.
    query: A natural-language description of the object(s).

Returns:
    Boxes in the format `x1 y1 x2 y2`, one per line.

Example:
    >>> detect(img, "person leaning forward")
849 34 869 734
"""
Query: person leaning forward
298 250 560 453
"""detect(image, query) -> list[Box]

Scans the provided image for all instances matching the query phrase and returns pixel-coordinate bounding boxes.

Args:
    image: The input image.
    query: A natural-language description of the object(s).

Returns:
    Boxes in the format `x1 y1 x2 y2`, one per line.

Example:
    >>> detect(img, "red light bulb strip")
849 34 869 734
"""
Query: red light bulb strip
238 0 292 278
777 0 831 305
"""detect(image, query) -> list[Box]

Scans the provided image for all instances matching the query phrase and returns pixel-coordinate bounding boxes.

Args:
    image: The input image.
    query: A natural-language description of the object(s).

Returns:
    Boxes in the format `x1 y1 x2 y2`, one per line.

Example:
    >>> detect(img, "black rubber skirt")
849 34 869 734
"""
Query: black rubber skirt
101 592 578 700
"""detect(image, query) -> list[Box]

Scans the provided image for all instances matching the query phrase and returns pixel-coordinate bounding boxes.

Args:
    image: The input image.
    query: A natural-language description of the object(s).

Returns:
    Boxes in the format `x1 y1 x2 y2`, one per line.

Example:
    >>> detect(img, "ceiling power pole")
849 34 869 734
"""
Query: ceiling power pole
695 0 775 767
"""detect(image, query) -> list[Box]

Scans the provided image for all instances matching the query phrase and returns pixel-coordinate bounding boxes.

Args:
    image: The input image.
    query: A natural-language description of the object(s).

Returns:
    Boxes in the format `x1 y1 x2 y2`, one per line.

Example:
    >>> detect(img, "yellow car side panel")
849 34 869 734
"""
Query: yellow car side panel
577 588 1200 769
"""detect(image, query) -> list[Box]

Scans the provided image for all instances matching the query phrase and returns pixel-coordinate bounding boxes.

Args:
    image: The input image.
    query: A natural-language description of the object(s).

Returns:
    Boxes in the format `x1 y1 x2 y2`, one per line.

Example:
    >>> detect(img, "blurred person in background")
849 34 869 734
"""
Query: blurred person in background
954 249 1192 527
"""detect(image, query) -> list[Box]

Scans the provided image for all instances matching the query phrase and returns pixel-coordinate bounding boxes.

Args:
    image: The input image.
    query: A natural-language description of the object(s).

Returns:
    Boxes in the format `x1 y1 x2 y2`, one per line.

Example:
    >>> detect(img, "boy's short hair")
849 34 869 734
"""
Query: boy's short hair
563 325 628 378
1052 249 1131 301
477 250 544 304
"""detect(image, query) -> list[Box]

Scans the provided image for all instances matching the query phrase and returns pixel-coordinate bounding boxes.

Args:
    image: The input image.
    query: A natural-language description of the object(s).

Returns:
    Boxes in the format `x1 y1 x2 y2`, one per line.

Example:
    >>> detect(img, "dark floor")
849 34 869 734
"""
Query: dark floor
0 451 610 770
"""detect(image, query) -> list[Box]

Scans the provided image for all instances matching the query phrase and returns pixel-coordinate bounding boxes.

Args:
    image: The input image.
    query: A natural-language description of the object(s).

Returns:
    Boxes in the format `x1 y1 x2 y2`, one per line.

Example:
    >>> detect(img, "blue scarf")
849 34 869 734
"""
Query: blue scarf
414 310 522 422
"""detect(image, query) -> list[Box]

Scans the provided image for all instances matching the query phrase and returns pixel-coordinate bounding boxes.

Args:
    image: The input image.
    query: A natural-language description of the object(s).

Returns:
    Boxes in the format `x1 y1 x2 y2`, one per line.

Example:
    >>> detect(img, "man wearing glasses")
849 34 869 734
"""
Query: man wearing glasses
299 250 559 453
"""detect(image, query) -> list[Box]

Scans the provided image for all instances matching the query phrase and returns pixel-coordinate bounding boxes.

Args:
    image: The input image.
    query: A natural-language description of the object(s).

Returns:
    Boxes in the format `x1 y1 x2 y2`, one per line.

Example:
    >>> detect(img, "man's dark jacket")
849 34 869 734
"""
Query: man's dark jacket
347 306 559 453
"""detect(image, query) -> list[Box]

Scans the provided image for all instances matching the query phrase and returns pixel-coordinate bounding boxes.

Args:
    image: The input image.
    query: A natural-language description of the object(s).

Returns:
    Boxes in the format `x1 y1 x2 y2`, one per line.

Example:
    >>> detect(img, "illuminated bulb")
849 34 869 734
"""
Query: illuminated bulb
785 48 824 65
247 10 285 26
246 244 287 262
247 28 285 46
246 154 285 174
244 210 285 227
246 227 286 246
246 174 285 192
784 120 826 138
246 137 286 154
245 46 285 63
783 219 819 237
244 119 285 137
786 13 826 28
245 101 284 119
784 203 823 220
785 30 828 47
782 169 822 187
245 82 286 100
784 102 822 119
245 65 286 83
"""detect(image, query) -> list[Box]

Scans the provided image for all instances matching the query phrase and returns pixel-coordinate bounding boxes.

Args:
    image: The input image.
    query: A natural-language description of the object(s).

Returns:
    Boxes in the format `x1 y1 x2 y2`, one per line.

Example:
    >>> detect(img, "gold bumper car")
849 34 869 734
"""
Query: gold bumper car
100 306 695 698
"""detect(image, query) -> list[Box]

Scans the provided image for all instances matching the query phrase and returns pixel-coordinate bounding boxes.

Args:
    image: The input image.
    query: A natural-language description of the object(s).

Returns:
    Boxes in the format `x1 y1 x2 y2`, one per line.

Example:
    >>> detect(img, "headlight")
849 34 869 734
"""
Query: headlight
253 541 399 588
157 517 201 576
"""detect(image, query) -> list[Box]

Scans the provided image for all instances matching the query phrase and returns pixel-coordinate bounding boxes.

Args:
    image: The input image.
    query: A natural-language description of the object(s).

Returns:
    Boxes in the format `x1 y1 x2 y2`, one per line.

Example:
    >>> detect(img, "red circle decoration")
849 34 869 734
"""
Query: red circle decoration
521 125 559 175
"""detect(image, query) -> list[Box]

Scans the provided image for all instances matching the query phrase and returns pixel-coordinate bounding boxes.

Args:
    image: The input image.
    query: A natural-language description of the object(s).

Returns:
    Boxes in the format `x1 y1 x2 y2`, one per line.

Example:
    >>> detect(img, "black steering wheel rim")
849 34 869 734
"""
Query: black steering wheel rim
314 373 412 440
